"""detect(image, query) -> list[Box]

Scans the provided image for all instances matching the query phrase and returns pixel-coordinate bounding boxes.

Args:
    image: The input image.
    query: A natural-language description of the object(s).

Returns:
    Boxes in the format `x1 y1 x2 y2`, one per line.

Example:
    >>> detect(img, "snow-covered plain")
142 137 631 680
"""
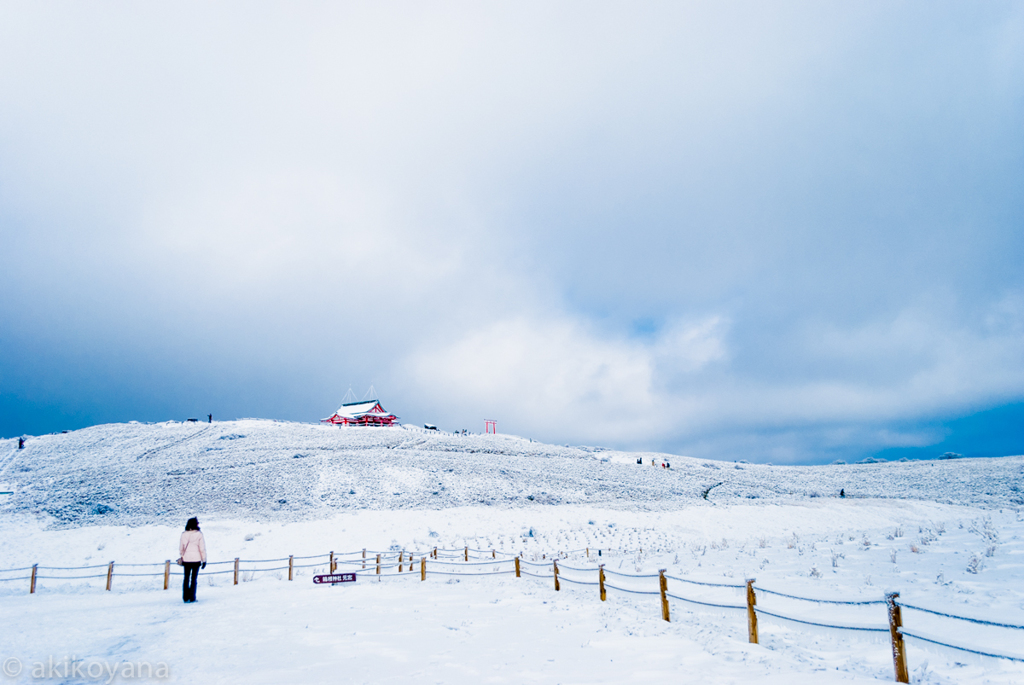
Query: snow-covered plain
1 421 1023 684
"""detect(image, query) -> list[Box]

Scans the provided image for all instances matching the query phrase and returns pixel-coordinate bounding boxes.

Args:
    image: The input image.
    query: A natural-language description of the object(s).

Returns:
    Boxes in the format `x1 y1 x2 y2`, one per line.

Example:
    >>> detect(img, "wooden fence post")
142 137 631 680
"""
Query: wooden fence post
376 553 381 575
515 556 521 578
288 555 294 581
330 551 336 574
163 560 170 590
30 564 37 594
492 549 496 559
106 562 114 591
886 592 910 683
746 579 759 644
659 570 670 622
586 547 589 558
421 557 426 581
553 560 560 591
234 558 240 585
599 564 606 601
433 547 437 559
362 548 366 570
399 552 404 573
464 546 468 562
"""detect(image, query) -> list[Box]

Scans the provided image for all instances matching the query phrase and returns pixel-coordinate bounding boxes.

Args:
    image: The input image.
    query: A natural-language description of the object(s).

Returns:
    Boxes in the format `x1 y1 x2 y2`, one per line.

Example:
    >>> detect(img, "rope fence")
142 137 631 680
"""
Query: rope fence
3 547 1021 681
898 602 1024 630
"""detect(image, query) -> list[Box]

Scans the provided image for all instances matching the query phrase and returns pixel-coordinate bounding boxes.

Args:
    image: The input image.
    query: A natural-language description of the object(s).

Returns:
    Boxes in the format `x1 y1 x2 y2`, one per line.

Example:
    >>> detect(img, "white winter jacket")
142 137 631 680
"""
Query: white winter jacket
179 530 207 563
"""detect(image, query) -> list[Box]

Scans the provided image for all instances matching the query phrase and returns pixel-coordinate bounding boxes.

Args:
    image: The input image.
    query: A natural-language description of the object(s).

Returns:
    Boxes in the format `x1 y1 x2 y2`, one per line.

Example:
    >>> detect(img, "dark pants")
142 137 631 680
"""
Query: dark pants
183 562 201 602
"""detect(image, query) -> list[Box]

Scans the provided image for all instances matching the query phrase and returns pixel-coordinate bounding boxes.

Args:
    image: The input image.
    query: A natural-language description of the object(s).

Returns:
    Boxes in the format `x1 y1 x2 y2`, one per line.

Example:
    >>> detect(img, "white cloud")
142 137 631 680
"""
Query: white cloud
402 315 727 444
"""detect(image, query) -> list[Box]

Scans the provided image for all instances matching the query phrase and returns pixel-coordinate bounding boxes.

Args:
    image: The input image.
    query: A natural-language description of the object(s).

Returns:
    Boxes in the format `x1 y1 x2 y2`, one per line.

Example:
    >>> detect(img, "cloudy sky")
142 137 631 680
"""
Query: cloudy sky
1 2 1022 463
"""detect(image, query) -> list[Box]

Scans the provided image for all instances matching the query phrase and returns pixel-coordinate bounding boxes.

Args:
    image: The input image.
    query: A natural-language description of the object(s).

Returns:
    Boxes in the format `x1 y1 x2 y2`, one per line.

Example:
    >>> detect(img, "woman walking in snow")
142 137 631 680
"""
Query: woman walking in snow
179 517 207 603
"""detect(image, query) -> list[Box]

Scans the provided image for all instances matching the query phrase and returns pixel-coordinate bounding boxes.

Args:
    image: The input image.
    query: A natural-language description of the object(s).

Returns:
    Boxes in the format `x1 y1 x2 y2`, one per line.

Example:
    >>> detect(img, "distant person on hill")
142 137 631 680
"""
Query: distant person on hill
840 489 845 498
18 437 24 449
179 517 207 603
208 414 212 423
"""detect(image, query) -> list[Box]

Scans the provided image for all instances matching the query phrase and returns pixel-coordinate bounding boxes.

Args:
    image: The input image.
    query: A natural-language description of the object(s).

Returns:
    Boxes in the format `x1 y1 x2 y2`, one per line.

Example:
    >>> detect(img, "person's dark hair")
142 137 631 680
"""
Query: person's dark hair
185 517 200 531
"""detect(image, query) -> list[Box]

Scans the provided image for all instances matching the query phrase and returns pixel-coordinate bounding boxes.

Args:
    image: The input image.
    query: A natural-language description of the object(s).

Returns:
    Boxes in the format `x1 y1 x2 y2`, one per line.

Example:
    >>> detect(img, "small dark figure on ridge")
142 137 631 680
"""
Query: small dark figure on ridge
179 517 207 603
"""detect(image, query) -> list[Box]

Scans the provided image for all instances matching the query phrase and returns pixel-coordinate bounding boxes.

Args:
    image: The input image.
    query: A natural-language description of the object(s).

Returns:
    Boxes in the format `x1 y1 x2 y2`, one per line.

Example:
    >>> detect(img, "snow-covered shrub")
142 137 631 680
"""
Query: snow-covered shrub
830 550 844 568
966 554 983 574
968 517 999 543
809 566 822 579
985 545 997 558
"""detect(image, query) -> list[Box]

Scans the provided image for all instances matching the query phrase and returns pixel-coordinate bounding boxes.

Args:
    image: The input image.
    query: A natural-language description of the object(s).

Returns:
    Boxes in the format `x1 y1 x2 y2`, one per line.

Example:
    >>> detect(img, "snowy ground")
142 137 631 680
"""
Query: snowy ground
1 422 1023 683
2 420 1022 526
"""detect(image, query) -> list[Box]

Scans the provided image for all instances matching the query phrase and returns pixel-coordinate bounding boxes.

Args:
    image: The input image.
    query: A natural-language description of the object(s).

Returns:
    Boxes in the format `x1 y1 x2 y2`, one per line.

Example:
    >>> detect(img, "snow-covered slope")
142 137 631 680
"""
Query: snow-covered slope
3 421 1023 684
3 420 1022 527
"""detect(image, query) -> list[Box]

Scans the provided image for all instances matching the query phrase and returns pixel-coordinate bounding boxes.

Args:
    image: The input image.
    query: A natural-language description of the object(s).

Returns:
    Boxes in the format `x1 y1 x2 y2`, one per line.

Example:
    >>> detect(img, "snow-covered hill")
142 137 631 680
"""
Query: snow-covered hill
2 419 1022 527
3 420 1024 683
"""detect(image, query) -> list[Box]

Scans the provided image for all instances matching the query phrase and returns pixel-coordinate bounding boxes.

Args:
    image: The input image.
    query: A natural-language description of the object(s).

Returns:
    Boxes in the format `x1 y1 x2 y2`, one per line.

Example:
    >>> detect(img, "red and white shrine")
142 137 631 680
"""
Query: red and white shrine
321 392 398 427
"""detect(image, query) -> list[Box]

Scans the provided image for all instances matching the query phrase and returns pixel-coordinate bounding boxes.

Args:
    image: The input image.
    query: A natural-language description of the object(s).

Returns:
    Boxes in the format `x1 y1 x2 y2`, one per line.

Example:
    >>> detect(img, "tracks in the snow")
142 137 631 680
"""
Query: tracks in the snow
134 425 214 461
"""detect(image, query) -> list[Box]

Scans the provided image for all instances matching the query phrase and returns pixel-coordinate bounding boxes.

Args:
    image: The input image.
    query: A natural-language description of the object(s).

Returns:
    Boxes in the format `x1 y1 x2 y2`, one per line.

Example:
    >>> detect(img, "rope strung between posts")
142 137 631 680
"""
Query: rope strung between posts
557 575 600 587
665 592 745 611
554 564 599 573
899 630 1024 662
9 546 1023 657
18 549 1024 665
603 569 661 579
754 585 887 605
604 583 660 596
665 574 745 589
753 607 889 633
426 558 509 567
520 570 552 579
897 602 1024 630
428 570 517 577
